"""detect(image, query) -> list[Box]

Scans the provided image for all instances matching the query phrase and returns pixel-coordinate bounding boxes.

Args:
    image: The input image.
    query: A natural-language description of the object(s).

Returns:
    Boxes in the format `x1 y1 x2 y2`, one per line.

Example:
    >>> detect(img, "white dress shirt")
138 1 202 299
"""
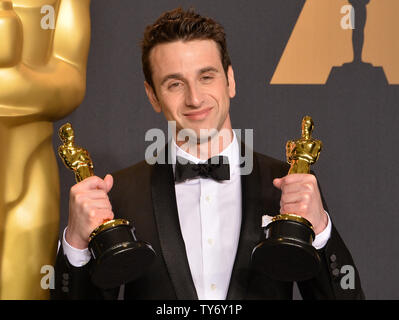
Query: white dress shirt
172 131 242 300
62 131 332 299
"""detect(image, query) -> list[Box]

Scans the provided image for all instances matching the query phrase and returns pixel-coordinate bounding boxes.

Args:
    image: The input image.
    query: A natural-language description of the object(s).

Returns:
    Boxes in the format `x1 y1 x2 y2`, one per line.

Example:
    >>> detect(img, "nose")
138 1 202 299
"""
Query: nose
185 83 204 108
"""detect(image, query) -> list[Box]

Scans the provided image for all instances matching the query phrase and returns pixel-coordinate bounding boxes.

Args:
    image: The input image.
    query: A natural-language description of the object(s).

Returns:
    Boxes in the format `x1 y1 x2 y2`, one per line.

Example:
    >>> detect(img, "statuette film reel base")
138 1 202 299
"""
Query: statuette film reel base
252 214 321 281
251 116 322 281
88 219 156 288
58 123 156 289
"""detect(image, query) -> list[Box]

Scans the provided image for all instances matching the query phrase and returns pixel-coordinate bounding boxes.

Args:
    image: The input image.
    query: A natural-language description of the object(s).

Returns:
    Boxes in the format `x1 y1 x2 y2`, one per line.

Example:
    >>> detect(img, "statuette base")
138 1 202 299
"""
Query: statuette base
88 221 156 289
252 215 320 281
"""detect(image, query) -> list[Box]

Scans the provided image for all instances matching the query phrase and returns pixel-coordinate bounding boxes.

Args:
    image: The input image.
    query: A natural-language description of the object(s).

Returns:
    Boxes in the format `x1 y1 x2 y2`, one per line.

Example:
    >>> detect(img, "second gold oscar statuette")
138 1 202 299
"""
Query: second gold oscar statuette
251 116 322 281
58 123 156 289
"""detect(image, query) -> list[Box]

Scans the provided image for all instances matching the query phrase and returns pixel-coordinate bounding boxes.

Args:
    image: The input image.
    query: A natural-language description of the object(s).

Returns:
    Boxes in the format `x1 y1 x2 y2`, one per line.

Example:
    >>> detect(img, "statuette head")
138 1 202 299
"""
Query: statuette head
59 123 74 144
301 116 314 139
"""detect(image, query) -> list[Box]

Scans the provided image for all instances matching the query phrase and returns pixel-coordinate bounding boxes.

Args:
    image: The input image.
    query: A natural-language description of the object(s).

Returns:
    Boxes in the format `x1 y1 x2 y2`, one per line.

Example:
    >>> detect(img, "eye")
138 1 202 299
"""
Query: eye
201 75 214 82
168 82 183 90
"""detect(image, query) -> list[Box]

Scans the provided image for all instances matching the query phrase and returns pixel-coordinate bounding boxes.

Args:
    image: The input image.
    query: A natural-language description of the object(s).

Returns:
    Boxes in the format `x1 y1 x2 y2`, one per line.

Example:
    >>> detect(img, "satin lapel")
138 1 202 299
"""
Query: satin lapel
226 145 274 299
150 143 198 300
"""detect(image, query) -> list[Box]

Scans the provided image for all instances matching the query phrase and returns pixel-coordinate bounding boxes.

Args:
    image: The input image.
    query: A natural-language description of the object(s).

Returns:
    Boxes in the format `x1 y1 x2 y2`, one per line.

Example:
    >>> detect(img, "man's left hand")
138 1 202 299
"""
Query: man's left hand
273 174 328 235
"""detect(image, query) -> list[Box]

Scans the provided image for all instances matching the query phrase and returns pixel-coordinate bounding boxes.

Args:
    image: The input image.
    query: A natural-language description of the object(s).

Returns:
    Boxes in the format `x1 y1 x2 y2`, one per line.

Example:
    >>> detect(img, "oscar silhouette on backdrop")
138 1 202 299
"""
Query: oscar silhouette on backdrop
327 0 388 85
350 0 369 64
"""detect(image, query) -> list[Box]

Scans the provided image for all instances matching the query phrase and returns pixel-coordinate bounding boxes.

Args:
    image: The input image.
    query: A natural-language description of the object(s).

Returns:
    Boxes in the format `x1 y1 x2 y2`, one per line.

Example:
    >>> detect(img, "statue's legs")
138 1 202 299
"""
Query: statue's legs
0 122 59 299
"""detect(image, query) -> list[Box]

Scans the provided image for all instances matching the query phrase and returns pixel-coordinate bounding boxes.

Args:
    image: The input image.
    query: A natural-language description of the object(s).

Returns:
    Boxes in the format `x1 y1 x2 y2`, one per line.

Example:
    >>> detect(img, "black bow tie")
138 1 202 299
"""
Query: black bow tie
175 156 230 182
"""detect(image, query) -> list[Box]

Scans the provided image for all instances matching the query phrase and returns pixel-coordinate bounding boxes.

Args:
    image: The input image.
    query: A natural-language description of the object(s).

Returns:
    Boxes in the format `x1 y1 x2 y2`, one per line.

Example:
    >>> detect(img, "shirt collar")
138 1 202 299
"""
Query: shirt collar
171 129 240 180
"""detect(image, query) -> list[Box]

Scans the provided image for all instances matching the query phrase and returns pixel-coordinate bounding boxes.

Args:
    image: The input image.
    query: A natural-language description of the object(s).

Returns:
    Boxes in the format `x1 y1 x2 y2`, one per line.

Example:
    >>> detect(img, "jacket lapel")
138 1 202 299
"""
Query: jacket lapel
150 143 198 299
226 145 276 299
150 141 277 300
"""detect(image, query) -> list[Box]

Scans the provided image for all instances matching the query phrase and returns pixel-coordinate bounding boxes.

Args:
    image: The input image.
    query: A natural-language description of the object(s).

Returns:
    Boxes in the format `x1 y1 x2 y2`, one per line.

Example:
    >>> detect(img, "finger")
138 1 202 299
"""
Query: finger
279 182 304 194
85 199 112 211
72 175 108 192
273 178 283 189
273 175 300 190
282 173 317 185
80 189 110 200
280 192 303 205
87 209 114 225
104 174 114 193
70 193 111 212
280 203 308 216
277 174 318 193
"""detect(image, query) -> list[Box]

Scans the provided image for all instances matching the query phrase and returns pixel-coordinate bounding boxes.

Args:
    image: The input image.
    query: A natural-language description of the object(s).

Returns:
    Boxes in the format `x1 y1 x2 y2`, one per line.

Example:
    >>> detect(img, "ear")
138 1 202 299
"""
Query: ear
144 81 162 113
227 65 236 98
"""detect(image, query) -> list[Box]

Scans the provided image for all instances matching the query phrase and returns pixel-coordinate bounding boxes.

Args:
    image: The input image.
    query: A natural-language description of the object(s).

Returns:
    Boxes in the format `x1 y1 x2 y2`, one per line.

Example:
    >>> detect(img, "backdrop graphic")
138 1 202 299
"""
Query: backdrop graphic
52 0 399 299
271 0 399 84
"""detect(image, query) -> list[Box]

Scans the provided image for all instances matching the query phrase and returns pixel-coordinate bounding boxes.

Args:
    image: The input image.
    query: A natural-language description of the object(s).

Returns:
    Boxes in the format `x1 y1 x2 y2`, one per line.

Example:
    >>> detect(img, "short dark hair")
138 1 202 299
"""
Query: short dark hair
141 7 232 89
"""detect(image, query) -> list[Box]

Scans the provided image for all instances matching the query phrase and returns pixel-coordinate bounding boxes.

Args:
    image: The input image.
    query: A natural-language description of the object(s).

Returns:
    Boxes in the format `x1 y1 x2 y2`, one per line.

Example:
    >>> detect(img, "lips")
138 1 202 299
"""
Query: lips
183 107 213 120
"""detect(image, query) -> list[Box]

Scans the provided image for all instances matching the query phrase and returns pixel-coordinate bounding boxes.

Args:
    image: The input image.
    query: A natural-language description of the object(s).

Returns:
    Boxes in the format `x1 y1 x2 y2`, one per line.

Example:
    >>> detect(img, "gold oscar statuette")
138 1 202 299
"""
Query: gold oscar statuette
252 116 322 281
58 123 156 289
0 0 91 299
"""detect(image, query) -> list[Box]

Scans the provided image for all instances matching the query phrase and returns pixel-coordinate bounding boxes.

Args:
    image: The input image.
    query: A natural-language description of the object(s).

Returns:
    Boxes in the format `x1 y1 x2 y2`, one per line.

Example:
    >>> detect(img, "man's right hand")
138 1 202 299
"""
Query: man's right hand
65 174 114 249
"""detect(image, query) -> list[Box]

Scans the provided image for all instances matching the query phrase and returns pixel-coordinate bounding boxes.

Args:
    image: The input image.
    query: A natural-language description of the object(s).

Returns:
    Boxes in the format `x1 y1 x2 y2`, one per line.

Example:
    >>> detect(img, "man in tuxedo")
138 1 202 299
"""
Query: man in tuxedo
52 7 364 300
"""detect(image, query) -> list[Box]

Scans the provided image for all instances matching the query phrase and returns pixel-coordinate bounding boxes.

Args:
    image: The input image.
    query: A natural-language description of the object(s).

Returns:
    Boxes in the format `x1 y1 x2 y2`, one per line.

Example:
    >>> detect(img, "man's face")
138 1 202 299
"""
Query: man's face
144 39 236 142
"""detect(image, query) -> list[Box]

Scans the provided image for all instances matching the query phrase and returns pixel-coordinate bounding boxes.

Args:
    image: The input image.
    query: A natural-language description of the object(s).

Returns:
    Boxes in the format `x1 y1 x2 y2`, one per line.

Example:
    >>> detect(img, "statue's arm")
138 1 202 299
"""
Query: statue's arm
52 0 91 74
0 0 91 119
286 140 295 163
58 146 76 170
311 140 323 162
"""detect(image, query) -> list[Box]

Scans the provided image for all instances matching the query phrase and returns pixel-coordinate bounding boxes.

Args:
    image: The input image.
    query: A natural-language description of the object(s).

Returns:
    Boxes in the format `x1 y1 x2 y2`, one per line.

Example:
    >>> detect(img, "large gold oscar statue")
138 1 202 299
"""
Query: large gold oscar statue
0 0 91 299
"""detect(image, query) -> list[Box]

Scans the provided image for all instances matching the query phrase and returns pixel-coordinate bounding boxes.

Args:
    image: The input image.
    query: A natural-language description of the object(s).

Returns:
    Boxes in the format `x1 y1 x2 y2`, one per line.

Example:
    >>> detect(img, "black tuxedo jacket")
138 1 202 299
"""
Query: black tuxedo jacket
52 145 364 300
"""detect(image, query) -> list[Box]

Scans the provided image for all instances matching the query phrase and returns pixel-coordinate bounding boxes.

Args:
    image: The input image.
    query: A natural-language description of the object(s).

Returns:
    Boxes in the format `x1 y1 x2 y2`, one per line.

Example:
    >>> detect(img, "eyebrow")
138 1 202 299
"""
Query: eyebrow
199 66 219 75
160 66 220 86
160 73 184 86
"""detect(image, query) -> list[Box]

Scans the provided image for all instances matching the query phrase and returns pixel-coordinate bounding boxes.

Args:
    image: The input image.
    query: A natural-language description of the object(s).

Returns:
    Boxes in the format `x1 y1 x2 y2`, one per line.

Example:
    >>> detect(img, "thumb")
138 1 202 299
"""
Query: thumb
104 174 114 193
273 178 283 189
